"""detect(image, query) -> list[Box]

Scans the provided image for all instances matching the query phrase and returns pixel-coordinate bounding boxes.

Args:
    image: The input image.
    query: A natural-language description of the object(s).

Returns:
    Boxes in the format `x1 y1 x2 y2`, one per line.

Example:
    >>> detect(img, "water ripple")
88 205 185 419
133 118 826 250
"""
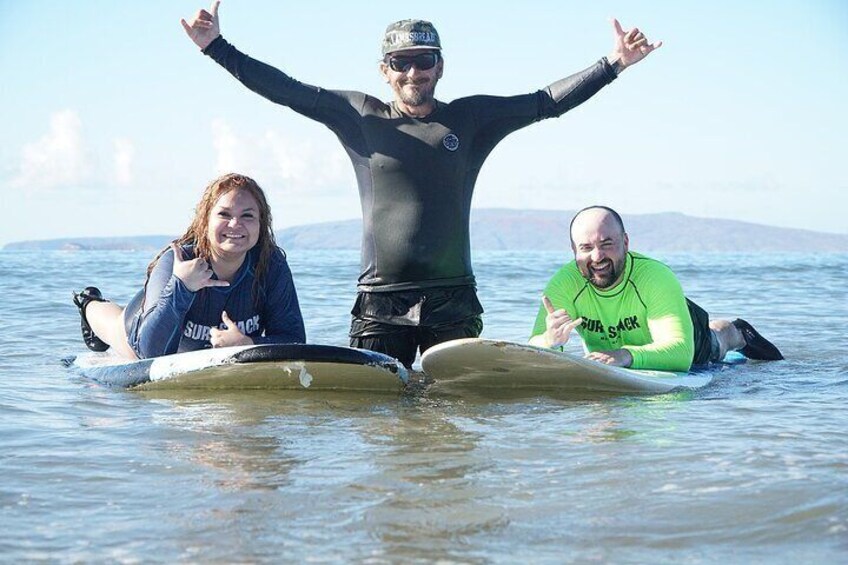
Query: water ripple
1 250 846 562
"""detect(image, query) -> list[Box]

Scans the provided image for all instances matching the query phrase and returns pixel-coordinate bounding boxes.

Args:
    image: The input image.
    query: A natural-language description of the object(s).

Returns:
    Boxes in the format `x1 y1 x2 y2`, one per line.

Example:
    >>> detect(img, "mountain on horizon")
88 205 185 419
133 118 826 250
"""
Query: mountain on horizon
276 209 848 253
4 209 847 252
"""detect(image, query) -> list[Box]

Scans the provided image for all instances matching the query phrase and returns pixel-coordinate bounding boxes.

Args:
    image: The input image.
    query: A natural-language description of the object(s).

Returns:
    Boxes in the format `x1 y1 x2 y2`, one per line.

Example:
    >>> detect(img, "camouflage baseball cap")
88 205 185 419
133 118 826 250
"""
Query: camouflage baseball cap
381 19 441 56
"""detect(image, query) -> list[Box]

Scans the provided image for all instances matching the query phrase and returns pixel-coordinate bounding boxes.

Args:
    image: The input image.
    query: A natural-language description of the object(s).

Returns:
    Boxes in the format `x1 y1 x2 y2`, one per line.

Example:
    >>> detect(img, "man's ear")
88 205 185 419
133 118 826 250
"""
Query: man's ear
378 62 390 83
436 59 444 79
623 233 630 252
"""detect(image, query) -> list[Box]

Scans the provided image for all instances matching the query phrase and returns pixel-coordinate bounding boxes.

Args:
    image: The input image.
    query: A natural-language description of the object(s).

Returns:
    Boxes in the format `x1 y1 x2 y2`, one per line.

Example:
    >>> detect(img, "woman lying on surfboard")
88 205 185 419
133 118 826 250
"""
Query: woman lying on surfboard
72 173 306 359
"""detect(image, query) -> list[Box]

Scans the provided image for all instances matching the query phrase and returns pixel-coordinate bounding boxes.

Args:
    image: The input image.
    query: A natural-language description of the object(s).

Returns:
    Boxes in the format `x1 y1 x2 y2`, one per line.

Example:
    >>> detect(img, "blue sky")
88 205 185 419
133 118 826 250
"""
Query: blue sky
1 0 846 246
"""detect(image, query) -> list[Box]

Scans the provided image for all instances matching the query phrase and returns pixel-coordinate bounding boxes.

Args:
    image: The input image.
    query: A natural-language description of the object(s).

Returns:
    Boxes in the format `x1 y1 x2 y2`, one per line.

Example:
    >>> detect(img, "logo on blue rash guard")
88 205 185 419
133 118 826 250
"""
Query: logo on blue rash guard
442 133 460 152
183 315 261 342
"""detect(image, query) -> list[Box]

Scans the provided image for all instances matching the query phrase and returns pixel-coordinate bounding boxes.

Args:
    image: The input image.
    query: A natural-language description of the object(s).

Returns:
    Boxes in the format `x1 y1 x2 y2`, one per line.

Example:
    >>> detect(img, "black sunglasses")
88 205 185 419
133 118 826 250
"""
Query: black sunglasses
386 52 440 72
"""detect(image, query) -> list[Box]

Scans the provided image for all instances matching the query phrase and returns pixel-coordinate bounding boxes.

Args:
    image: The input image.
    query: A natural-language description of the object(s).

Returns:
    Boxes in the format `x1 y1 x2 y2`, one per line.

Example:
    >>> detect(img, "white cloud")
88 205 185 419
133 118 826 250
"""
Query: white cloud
12 110 88 189
264 130 349 192
212 118 253 174
209 119 350 193
113 137 134 186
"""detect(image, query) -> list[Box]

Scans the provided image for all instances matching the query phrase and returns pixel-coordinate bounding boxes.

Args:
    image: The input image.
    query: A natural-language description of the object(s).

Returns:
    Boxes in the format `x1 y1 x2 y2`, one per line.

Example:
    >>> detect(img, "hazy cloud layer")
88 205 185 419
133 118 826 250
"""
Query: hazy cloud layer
113 138 135 186
211 119 349 193
12 110 88 190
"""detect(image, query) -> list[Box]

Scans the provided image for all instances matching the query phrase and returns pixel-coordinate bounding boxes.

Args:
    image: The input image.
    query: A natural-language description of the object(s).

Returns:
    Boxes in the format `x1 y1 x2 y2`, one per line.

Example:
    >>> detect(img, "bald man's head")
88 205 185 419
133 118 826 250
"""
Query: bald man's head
569 206 629 289
569 206 626 248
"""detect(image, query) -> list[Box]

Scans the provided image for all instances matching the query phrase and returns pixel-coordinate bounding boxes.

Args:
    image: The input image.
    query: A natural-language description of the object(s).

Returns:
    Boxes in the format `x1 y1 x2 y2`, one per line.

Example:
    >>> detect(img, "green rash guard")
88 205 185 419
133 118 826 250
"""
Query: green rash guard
530 252 695 371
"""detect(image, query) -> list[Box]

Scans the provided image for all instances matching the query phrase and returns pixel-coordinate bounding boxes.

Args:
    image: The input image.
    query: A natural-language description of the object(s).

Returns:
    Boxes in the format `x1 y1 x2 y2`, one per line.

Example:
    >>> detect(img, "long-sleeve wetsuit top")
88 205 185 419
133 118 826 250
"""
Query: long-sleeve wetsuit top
204 37 617 292
128 245 306 359
530 252 695 372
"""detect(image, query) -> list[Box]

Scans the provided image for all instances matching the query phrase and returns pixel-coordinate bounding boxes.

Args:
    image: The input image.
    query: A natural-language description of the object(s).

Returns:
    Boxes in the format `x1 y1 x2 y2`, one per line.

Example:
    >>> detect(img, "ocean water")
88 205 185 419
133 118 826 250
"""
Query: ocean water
1 249 846 563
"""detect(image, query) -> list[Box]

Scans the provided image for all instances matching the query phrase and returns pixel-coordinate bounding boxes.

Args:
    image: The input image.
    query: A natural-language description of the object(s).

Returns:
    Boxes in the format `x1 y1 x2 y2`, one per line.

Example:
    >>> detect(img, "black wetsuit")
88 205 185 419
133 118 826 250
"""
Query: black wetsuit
204 36 617 365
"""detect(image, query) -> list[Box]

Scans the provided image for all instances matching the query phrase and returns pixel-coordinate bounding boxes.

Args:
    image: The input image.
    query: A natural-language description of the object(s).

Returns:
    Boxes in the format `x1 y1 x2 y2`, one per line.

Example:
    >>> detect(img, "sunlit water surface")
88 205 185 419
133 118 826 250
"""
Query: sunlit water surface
1 250 846 562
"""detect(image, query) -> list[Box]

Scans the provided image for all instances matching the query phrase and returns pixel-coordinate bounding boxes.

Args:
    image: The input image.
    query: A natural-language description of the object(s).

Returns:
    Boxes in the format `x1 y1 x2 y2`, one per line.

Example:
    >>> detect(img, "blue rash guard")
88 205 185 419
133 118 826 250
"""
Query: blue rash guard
125 245 306 359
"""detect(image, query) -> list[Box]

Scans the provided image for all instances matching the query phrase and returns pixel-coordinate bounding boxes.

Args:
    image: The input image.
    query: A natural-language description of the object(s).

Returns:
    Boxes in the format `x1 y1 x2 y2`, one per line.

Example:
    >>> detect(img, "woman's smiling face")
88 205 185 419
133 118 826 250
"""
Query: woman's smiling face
206 188 261 258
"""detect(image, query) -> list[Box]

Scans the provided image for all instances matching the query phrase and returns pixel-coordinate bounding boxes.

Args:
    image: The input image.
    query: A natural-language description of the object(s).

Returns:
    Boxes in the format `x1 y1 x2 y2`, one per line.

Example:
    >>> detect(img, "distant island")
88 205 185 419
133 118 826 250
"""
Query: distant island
4 209 847 252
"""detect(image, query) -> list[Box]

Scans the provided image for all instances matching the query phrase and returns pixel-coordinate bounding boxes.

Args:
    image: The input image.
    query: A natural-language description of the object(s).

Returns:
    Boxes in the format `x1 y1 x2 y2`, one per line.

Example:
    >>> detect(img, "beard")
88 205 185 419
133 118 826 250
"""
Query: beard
397 78 436 107
581 257 625 289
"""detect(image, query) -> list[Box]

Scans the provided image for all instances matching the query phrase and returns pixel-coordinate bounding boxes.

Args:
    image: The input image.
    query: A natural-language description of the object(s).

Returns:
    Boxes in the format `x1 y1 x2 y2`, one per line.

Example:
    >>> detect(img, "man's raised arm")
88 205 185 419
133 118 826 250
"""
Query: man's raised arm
181 0 222 50
606 18 662 74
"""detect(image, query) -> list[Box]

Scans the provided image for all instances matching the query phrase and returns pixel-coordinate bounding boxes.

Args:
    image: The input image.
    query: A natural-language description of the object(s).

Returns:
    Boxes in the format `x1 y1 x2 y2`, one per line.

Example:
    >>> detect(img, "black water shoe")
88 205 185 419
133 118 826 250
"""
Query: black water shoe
732 319 783 361
72 287 110 352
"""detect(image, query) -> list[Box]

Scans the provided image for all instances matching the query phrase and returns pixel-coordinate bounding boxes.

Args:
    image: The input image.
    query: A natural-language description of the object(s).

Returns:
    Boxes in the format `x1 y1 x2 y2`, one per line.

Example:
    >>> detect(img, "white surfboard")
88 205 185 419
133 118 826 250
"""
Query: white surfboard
421 338 713 395
71 343 408 392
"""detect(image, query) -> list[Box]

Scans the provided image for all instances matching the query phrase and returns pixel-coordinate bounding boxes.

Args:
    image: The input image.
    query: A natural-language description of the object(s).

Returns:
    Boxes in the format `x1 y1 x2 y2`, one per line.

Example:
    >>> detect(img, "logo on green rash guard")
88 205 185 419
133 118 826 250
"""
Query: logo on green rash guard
608 316 641 339
582 318 605 333
443 133 459 151
582 316 641 338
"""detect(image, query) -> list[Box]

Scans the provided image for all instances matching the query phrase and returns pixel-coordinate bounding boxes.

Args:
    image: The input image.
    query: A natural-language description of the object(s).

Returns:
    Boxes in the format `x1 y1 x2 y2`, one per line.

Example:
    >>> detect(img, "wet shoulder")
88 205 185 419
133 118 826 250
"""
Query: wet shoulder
321 88 391 117
545 261 586 296
264 246 293 278
327 89 391 116
628 252 681 287
154 243 197 272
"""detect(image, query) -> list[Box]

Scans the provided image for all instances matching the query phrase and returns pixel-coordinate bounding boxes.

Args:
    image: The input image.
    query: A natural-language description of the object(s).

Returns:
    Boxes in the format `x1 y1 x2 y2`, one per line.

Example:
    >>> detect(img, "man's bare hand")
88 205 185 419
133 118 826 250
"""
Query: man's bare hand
181 0 221 50
541 295 583 348
586 348 633 367
608 18 662 72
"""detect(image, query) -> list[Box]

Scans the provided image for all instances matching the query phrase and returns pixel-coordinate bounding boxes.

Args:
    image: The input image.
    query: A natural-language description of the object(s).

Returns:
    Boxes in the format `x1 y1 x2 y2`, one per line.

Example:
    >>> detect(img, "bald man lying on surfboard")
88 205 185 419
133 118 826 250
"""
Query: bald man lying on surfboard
530 206 783 372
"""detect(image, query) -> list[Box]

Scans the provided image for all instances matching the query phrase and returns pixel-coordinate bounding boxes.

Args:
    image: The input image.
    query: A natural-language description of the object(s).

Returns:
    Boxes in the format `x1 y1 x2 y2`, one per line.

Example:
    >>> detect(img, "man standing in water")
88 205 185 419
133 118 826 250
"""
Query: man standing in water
530 206 783 371
181 1 662 368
